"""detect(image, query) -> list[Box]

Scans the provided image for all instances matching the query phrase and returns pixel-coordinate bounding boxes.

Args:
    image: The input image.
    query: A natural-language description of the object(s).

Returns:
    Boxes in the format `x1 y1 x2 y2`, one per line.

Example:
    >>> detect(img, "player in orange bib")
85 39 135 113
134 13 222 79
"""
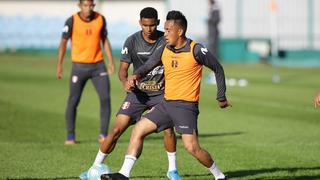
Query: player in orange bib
79 7 181 180
102 11 230 180
56 0 114 145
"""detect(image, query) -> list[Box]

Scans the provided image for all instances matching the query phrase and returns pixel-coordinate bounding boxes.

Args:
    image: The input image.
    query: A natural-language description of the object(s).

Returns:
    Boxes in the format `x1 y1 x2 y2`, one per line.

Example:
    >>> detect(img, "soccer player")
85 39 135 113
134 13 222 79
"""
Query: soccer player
57 0 115 145
208 0 221 58
315 92 320 107
102 10 230 180
79 7 181 180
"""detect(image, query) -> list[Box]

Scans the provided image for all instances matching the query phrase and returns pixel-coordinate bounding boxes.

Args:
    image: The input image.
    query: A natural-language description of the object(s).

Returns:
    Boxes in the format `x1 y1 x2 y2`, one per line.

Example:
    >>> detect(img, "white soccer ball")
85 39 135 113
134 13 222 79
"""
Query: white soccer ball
238 78 248 87
88 164 112 180
227 78 237 87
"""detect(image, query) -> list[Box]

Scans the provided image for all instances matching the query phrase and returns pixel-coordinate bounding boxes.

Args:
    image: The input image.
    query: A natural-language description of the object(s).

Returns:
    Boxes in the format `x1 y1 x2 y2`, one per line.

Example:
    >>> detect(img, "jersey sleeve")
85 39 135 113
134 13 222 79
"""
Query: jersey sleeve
101 16 108 39
61 16 73 39
134 38 166 78
120 37 134 64
194 43 227 101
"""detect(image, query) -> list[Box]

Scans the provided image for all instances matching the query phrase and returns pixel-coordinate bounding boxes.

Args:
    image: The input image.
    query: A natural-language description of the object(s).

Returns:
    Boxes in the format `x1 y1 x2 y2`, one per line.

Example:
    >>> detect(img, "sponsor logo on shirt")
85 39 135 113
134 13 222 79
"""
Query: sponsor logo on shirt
201 47 208 55
62 25 69 33
138 81 163 91
179 125 189 129
121 47 128 54
137 52 151 55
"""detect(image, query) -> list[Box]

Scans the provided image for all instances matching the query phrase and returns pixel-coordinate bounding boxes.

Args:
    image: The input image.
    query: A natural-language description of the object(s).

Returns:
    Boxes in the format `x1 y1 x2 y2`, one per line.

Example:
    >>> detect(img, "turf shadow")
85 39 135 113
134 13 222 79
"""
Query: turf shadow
130 166 320 179
72 131 245 144
6 177 78 180
227 166 320 179
144 131 245 141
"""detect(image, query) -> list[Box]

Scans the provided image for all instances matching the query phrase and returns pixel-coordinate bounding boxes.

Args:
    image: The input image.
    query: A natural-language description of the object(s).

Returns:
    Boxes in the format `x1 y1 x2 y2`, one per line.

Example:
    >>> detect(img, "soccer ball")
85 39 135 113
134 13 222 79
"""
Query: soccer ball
87 164 112 180
238 78 248 87
227 78 237 86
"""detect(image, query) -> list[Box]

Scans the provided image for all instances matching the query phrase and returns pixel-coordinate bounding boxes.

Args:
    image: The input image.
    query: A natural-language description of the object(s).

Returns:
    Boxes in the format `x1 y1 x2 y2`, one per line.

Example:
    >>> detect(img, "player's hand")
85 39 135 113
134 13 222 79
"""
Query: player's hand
314 92 320 108
122 80 135 92
108 63 115 75
56 66 63 80
127 75 138 88
218 100 232 109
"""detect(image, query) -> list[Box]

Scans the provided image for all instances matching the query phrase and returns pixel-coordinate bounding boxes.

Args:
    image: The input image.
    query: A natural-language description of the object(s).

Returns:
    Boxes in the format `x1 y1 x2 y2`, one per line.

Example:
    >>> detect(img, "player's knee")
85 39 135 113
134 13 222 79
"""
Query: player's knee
183 143 200 156
131 127 142 138
183 143 194 154
110 127 122 139
163 128 175 138
67 96 81 107
100 95 110 105
131 126 147 140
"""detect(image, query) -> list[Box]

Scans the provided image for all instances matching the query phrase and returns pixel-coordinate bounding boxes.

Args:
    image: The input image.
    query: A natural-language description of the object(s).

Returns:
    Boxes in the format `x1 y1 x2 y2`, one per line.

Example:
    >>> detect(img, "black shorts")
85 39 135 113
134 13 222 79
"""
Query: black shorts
117 92 164 123
71 60 108 79
144 100 199 134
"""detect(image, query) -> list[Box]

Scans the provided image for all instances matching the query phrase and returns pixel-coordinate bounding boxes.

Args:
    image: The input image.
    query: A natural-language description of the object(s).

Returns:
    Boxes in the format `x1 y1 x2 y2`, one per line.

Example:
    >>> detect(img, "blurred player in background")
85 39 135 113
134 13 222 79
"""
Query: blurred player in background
57 0 114 145
315 92 320 107
208 0 220 58
102 10 230 180
79 7 181 180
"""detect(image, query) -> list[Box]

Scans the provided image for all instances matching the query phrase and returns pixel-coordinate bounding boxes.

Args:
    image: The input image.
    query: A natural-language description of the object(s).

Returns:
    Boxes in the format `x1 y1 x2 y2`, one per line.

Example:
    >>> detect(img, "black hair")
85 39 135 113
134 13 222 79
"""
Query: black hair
140 7 158 19
166 10 188 35
79 0 94 3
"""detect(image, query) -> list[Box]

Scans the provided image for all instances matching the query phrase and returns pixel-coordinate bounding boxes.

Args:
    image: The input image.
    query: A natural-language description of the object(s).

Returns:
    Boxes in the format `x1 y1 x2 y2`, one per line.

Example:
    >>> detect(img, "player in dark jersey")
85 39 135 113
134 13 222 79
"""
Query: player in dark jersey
103 10 230 180
57 0 114 145
79 7 181 180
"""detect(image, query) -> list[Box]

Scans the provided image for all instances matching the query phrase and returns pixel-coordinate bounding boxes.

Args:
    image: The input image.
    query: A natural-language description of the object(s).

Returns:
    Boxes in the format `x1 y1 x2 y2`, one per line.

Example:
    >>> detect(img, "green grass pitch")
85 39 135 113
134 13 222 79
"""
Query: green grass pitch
0 53 319 179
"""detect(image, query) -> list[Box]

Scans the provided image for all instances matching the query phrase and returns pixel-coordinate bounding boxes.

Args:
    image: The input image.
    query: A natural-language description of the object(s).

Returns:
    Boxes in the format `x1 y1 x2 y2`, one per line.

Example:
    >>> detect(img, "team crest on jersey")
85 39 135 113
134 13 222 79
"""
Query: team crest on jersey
121 101 131 109
86 29 92 35
72 75 78 83
171 60 178 68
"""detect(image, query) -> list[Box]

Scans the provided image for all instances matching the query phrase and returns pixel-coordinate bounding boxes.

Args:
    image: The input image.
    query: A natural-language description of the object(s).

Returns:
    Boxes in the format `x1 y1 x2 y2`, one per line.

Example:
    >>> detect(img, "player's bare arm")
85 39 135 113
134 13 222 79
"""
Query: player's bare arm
103 37 115 74
118 62 133 92
56 38 68 80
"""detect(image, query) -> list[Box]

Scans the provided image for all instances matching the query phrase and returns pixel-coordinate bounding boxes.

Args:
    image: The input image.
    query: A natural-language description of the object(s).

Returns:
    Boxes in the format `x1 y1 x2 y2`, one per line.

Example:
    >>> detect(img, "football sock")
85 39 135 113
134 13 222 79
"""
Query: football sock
93 149 108 165
67 134 75 141
167 151 177 172
119 155 137 178
209 162 225 179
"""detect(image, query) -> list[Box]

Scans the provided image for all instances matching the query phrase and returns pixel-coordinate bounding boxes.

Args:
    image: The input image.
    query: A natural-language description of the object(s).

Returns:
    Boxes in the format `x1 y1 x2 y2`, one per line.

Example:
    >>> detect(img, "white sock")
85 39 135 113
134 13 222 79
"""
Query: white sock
167 151 177 172
209 162 225 179
93 149 108 165
118 155 137 178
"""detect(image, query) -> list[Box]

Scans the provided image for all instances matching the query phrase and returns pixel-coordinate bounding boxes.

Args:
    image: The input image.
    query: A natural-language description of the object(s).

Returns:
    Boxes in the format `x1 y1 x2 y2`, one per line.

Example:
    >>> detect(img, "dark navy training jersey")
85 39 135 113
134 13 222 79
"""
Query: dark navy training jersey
121 30 165 96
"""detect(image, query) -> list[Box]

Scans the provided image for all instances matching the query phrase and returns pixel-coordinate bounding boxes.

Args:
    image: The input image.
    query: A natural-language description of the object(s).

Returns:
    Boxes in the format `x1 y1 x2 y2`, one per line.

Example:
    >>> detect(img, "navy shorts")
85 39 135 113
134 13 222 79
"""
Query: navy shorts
117 92 164 123
144 100 199 134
